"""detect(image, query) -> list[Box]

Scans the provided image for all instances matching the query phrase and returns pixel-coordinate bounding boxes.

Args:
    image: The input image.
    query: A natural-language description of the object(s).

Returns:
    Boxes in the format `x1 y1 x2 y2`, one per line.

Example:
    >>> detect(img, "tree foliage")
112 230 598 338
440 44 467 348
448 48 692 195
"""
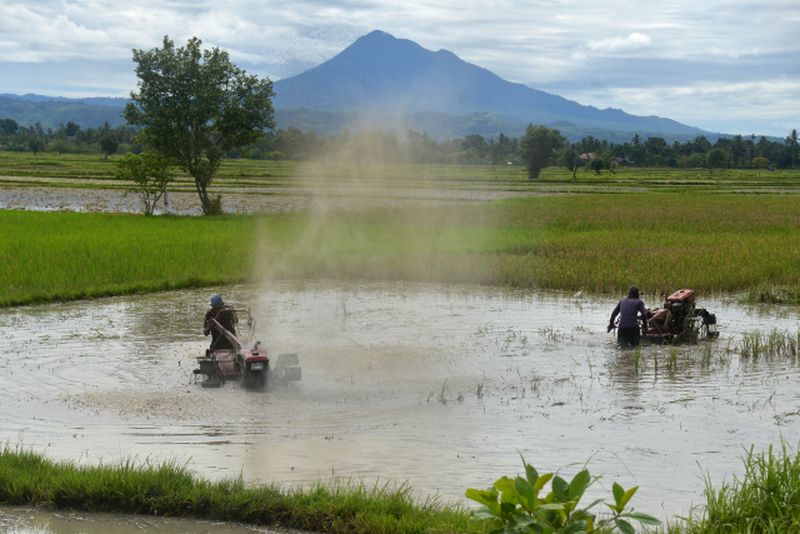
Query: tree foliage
115 152 174 216
787 129 798 168
560 146 579 179
706 147 728 173
519 124 565 179
125 36 274 214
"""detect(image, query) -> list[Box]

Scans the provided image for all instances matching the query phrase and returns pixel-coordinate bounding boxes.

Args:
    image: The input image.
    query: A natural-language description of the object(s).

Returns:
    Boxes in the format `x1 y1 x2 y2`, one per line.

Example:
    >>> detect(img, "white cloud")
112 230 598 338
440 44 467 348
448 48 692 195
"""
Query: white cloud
587 32 652 53
0 0 798 134
557 79 800 136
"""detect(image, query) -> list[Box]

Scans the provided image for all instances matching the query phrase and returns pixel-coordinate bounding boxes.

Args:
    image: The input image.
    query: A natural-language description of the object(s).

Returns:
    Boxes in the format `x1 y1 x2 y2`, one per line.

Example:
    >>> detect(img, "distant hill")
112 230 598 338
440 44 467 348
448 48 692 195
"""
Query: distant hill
1 30 718 142
0 94 127 129
273 30 713 141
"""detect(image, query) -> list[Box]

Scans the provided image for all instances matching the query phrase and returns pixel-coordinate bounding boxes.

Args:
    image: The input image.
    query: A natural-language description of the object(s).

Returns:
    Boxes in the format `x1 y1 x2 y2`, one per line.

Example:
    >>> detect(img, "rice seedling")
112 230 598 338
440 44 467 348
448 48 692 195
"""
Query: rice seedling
4 191 800 306
738 329 800 361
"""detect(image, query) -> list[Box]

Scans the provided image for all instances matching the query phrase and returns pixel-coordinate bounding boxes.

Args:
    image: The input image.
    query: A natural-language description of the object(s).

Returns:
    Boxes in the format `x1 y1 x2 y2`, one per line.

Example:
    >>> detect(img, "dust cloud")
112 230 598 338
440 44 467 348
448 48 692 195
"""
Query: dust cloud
248 115 500 415
250 113 498 319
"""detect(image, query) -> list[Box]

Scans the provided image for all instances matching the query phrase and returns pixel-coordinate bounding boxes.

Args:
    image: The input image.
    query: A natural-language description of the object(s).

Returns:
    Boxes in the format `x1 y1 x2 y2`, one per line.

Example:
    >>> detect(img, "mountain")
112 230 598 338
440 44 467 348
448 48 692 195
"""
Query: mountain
0 31 714 141
273 30 710 140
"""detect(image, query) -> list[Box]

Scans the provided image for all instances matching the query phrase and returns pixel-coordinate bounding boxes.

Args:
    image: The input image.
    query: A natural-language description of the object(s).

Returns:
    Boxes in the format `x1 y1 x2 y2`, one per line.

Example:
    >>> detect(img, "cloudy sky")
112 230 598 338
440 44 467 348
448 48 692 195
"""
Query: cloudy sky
1 0 798 136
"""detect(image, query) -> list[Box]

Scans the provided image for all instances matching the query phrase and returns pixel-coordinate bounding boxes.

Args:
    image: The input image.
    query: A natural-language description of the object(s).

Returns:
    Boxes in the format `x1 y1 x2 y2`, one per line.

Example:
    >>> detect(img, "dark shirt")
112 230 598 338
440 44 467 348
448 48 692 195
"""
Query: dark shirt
204 306 238 350
610 297 647 329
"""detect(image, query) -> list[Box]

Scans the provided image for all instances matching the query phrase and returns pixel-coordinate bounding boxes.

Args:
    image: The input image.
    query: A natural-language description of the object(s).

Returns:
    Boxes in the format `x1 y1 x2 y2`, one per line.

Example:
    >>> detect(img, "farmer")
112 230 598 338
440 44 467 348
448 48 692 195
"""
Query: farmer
204 294 238 350
607 287 648 348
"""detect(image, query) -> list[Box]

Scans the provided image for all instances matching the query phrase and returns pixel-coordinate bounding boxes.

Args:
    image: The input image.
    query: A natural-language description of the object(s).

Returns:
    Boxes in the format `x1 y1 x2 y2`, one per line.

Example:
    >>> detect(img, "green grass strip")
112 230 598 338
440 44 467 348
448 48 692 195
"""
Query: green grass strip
3 192 800 307
0 447 484 533
0 210 256 306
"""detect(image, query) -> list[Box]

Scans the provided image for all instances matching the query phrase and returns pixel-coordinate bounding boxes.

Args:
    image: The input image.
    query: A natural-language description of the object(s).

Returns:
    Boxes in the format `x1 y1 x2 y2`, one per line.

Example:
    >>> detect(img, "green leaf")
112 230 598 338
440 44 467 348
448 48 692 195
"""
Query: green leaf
471 509 497 520
620 485 639 509
524 459 539 489
568 469 591 501
624 511 662 525
539 503 567 511
465 488 500 516
561 520 588 534
535 472 554 493
615 518 636 534
552 475 569 502
515 476 535 512
500 501 518 516
495 476 521 505
612 481 624 507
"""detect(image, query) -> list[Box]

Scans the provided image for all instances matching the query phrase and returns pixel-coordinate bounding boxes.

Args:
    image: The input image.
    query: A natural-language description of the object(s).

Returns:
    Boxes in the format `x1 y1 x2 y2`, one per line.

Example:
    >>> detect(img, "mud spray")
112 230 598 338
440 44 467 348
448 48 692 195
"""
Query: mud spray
250 111 498 345
247 113 503 487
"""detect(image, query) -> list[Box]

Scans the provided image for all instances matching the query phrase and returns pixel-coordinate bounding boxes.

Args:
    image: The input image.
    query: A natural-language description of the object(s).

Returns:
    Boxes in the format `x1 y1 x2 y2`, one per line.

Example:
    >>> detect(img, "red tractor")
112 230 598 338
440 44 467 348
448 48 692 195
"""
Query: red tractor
644 289 718 344
193 309 300 390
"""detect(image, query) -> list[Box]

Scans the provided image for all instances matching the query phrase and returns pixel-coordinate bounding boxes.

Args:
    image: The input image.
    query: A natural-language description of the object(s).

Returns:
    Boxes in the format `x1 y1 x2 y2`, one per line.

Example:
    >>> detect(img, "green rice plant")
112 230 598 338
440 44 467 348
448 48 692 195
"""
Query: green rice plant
667 348 679 377
738 329 800 361
466 454 659 533
0 446 485 533
0 210 257 306
671 443 800 533
5 191 800 306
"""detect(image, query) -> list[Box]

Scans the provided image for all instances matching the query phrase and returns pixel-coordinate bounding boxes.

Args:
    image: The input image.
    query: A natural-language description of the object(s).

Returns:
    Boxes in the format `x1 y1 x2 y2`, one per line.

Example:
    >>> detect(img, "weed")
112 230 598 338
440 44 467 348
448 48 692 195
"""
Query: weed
466 454 660 533
673 443 800 533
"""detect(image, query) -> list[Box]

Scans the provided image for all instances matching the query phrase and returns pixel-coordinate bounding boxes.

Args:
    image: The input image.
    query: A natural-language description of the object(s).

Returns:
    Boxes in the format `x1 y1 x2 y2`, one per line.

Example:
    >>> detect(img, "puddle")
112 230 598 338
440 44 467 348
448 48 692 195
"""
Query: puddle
1 281 799 521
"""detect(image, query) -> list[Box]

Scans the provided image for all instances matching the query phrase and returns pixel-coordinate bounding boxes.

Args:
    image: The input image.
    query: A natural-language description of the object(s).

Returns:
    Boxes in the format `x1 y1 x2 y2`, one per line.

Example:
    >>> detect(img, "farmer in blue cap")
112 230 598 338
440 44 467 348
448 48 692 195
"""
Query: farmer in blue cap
204 294 238 350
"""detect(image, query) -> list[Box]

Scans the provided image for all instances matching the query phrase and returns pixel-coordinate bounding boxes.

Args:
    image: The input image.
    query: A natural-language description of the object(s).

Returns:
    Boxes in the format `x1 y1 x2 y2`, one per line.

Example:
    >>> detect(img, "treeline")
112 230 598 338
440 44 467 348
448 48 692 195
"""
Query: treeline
256 128 799 170
0 118 137 157
1 116 797 169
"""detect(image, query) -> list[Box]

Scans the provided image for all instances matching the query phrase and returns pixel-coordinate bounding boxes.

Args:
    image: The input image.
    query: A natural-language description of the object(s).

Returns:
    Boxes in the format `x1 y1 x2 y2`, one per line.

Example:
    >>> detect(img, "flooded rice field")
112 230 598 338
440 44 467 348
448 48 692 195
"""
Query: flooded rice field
1 281 799 521
0 184 527 215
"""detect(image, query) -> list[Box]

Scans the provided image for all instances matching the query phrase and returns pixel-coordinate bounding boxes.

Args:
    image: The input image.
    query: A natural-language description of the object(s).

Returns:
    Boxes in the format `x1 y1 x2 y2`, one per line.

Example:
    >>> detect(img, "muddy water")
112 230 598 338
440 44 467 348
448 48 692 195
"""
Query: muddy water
1 282 799 522
0 505 284 533
0 184 526 215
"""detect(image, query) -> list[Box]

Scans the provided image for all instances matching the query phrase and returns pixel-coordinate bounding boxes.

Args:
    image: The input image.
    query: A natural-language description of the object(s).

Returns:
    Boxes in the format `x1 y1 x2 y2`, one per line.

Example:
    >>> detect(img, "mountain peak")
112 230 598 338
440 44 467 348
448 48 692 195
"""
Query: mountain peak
357 29 396 42
272 31 708 140
342 29 424 58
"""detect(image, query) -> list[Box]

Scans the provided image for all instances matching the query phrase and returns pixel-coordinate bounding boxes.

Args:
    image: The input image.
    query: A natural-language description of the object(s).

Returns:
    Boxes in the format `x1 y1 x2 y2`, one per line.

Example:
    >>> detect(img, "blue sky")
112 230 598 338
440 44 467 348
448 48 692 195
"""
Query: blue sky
1 0 798 136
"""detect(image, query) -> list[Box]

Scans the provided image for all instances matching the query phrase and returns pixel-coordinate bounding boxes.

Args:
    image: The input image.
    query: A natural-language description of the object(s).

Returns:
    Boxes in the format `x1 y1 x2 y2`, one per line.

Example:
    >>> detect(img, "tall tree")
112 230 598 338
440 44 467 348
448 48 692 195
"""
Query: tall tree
519 124 565 179
706 148 727 174
560 146 579 179
787 129 798 168
125 36 274 214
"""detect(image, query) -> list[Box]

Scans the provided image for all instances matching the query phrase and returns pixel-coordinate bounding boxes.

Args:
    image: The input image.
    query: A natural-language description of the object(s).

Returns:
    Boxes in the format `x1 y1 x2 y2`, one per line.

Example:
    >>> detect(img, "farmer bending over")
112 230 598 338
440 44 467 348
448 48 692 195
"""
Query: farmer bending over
204 294 238 350
607 286 648 348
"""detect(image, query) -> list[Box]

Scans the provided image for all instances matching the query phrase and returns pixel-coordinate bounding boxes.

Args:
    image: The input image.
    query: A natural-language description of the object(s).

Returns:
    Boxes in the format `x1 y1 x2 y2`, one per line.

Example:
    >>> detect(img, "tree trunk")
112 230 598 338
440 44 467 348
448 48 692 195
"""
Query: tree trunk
194 177 212 215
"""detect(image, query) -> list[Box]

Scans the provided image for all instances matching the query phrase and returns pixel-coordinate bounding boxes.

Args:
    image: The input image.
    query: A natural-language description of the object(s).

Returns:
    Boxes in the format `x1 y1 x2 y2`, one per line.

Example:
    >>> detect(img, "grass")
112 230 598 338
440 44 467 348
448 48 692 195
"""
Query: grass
0 447 484 534
3 151 800 195
4 445 800 533
0 210 256 306
254 193 800 297
3 191 800 306
669 443 800 533
738 329 800 361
